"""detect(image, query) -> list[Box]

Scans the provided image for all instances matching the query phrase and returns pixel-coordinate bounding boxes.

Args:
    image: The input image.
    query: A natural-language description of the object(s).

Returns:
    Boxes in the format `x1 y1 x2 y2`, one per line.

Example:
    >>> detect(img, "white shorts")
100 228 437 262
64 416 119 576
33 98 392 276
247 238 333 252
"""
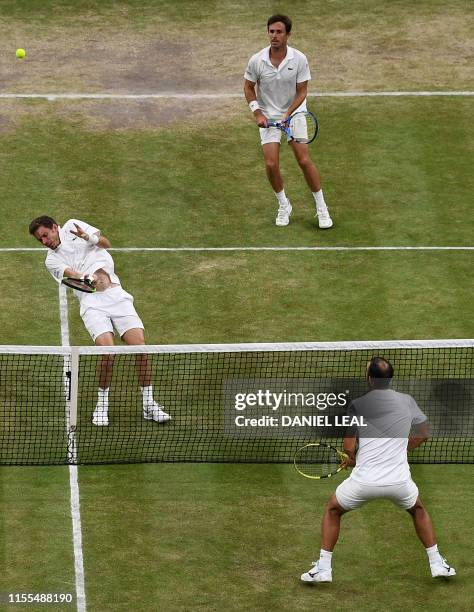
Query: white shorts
335 477 419 511
259 114 308 145
260 126 285 145
80 286 144 341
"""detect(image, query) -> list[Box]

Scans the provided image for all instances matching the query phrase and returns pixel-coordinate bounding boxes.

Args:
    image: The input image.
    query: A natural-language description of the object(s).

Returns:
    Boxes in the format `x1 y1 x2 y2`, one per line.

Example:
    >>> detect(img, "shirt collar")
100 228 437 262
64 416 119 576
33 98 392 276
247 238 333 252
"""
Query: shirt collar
263 45 295 66
56 224 72 250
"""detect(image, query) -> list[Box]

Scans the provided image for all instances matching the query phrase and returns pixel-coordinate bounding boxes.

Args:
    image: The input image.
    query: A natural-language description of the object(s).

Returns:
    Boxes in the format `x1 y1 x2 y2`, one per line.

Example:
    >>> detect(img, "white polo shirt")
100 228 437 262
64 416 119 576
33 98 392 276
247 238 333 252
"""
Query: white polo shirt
244 45 311 119
44 219 121 303
349 389 428 485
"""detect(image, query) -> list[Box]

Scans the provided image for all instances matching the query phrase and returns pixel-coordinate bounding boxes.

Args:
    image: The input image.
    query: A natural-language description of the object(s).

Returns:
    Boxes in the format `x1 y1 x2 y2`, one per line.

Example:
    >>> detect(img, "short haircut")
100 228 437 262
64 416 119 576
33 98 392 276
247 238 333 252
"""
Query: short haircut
367 357 394 388
29 215 58 235
267 14 292 34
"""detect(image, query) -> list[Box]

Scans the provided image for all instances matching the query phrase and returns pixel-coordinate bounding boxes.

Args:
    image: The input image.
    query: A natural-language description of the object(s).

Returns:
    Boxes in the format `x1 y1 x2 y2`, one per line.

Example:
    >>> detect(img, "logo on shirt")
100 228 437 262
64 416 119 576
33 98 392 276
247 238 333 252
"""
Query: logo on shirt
288 67 294 70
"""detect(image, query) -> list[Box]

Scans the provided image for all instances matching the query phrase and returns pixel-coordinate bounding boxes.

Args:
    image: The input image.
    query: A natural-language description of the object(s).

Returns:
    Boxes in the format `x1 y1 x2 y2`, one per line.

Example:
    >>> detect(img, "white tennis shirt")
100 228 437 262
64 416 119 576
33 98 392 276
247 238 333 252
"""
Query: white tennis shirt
349 389 428 485
244 45 311 119
44 219 121 302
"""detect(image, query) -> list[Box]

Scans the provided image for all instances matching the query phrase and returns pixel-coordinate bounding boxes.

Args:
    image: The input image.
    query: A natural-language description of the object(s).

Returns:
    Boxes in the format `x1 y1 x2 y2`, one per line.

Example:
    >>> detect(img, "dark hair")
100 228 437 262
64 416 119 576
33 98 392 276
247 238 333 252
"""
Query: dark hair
367 357 394 388
29 215 58 235
267 14 292 34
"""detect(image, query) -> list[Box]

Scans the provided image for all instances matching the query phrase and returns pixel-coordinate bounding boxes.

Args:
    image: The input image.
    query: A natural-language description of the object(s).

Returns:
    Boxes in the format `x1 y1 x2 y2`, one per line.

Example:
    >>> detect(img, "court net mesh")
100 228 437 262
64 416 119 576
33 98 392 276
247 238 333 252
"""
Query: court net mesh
0 341 472 465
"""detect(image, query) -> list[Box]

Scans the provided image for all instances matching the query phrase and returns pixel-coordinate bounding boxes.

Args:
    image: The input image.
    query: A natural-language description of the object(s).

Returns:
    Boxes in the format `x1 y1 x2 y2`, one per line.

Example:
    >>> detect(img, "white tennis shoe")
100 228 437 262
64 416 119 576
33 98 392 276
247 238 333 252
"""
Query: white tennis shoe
300 561 332 583
276 200 292 226
92 405 109 426
431 558 456 577
316 207 333 229
144 402 171 423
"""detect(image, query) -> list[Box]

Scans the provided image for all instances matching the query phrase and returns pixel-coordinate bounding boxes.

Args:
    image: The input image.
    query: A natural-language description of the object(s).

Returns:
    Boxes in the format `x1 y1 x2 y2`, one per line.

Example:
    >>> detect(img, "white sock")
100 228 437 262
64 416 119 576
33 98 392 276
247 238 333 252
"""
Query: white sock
275 189 289 207
426 544 442 565
96 387 109 409
313 189 327 212
318 549 333 570
141 385 154 409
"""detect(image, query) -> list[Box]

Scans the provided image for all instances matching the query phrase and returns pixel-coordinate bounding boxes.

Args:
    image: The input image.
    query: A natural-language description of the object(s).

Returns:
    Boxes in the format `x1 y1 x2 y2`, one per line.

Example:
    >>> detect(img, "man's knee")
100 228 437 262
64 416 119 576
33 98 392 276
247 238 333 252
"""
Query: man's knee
296 155 313 170
264 157 280 173
122 327 145 345
326 494 346 515
407 497 425 515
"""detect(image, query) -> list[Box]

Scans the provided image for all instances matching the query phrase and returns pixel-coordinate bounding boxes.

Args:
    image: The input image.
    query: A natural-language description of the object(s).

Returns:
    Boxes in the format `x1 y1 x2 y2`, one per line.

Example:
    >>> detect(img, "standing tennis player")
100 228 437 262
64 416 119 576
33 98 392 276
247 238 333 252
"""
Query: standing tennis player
244 14 333 228
301 357 456 583
29 216 170 427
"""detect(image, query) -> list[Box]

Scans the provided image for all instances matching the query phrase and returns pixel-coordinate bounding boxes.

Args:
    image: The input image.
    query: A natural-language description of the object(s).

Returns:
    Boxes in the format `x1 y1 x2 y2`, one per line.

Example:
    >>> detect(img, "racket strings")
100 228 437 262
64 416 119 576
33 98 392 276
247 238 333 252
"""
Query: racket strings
295 446 341 478
290 112 317 144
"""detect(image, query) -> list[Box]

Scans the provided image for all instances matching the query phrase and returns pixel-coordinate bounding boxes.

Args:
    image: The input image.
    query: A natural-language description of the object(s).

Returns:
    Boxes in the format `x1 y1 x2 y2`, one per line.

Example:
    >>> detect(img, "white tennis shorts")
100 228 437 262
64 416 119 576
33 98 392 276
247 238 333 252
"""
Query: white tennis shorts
80 286 144 341
335 476 419 511
259 114 308 145
260 126 285 145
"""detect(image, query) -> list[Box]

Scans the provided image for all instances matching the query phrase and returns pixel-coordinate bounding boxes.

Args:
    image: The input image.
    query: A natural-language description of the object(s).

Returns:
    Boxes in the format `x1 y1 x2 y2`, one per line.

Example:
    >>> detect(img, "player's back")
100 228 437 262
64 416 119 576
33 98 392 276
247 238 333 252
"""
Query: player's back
349 389 427 485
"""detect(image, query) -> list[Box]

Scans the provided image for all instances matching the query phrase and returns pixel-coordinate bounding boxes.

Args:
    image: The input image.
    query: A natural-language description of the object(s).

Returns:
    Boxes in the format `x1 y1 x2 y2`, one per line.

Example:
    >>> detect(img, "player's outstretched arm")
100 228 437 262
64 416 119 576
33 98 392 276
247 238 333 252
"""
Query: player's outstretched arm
70 223 111 248
63 268 97 283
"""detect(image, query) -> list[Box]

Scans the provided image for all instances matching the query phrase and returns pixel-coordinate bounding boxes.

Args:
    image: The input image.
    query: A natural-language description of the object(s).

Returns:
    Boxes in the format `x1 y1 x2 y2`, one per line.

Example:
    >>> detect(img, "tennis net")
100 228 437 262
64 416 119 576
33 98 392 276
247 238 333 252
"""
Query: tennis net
0 340 472 465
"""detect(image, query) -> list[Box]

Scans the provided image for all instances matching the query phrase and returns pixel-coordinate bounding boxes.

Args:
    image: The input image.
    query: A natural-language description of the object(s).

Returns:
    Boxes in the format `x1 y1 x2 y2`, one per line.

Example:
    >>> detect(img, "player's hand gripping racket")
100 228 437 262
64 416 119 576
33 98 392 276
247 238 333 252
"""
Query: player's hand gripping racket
294 443 348 479
267 110 318 144
61 275 96 293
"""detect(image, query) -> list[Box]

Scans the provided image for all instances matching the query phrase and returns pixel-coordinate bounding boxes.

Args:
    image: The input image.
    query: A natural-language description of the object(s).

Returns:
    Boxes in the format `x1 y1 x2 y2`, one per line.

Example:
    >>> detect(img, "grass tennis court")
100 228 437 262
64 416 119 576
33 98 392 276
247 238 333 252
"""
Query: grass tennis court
1 1 473 610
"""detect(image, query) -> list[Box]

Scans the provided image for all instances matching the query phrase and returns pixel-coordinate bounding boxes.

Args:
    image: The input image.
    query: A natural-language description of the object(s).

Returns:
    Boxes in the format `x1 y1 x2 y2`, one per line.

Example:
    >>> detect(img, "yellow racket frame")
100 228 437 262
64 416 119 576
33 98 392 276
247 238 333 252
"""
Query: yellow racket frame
294 443 348 480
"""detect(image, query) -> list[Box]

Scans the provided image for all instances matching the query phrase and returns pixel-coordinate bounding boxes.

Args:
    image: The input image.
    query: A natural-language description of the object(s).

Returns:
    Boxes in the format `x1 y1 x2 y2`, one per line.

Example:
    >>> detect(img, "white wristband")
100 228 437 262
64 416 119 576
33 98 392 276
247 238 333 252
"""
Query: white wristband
88 233 99 246
249 100 260 112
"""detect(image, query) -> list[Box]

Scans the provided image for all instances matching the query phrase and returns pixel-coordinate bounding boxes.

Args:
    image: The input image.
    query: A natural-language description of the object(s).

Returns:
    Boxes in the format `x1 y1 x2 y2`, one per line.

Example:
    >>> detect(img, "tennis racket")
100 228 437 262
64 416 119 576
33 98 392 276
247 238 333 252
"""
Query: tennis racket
267 110 318 144
61 276 96 293
294 443 348 479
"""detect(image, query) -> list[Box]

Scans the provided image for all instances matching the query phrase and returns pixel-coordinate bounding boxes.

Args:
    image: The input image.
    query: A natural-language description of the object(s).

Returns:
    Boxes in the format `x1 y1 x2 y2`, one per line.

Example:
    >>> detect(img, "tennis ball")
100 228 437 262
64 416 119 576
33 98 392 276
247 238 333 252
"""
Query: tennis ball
16 48 26 59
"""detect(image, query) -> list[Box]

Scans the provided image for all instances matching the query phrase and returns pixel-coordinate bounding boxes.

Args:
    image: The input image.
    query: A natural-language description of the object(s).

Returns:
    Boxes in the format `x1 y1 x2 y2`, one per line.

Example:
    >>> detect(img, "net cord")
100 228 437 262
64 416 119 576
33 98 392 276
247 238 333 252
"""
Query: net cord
1 339 473 356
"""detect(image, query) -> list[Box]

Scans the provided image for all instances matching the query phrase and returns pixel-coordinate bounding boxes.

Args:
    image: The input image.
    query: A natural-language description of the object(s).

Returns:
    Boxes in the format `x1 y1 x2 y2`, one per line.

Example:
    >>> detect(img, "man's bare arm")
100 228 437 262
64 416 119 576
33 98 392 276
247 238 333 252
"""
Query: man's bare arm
408 420 430 450
342 435 357 468
283 81 309 120
62 268 97 281
70 223 111 249
244 79 268 127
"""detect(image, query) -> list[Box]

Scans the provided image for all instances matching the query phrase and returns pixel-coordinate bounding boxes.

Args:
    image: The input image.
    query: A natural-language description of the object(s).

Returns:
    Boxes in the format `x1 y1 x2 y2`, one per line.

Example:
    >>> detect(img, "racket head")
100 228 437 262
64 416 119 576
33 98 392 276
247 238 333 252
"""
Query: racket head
288 111 318 144
294 443 347 479
62 277 96 293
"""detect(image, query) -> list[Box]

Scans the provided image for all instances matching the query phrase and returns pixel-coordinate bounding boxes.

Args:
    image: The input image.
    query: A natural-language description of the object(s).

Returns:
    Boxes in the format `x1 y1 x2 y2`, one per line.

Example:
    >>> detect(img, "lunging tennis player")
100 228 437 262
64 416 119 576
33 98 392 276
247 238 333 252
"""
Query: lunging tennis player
244 14 333 228
29 216 170 427
301 357 456 583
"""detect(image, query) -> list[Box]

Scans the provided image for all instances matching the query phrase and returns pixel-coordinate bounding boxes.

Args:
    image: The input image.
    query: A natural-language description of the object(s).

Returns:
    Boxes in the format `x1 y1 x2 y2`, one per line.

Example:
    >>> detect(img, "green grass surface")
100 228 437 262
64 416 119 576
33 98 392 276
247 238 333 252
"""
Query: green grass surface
1 1 473 610
1 464 473 611
1 97 472 249
1 249 470 346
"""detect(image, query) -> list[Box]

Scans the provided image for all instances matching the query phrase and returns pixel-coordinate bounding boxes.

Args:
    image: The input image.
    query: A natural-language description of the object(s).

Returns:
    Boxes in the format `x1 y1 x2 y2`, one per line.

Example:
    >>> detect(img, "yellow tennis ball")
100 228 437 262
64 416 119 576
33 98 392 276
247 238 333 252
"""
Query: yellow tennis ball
16 48 26 59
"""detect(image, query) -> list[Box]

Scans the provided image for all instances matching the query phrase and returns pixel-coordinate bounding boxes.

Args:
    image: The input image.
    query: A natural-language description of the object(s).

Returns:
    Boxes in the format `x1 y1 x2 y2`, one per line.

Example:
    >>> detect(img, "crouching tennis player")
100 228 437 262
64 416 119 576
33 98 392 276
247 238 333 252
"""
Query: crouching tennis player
29 216 170 427
301 357 455 583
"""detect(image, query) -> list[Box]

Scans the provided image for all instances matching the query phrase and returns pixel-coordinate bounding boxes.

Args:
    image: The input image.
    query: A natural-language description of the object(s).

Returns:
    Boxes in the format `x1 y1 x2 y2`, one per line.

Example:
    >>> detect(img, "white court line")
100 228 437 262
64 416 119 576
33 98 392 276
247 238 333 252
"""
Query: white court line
59 284 87 612
0 91 473 100
59 284 71 347
2 246 473 252
112 246 473 252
